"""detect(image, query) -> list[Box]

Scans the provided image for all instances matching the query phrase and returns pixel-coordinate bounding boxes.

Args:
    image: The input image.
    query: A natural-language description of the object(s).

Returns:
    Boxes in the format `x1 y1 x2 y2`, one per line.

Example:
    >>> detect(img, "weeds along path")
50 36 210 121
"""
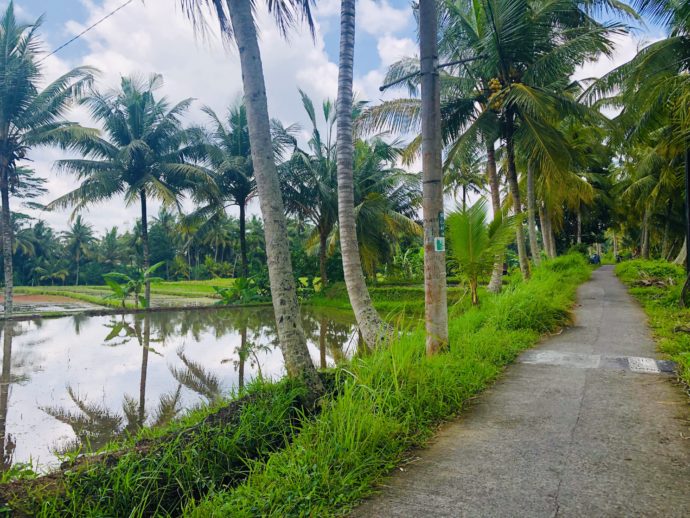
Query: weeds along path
355 265 690 517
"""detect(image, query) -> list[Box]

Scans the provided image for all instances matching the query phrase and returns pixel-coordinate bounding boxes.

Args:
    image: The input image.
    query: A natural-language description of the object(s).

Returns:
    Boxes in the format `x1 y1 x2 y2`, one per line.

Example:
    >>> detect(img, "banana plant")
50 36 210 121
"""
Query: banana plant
103 262 166 309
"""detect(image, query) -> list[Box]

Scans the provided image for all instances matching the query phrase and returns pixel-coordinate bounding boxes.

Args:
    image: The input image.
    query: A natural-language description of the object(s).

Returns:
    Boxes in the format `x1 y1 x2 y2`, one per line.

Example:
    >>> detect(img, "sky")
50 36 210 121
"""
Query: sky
10 0 662 233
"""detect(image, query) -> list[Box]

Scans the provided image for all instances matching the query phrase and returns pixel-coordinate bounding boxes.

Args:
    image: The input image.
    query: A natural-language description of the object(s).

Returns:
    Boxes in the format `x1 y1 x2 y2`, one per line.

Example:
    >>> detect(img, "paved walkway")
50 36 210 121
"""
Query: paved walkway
355 266 690 517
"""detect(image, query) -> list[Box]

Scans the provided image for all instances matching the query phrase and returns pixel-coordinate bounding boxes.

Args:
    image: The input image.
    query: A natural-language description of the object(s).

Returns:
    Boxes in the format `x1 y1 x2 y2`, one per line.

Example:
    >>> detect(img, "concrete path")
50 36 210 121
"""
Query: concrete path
354 266 690 517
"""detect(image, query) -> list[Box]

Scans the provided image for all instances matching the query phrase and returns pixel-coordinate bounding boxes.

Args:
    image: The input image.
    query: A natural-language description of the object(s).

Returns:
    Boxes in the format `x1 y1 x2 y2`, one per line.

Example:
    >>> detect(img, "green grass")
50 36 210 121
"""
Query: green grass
2 380 311 517
186 254 590 517
312 283 475 316
2 254 591 516
615 259 690 385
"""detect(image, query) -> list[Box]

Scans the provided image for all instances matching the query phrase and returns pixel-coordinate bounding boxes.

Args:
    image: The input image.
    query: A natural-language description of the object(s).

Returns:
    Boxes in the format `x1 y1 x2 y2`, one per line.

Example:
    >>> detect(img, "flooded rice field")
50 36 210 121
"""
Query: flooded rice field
0 306 356 471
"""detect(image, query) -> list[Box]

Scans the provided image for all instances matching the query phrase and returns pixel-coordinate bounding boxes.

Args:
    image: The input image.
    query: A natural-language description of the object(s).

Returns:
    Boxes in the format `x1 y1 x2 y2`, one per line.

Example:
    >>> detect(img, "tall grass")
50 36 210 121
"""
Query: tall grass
186 254 590 517
3 255 590 517
615 259 690 385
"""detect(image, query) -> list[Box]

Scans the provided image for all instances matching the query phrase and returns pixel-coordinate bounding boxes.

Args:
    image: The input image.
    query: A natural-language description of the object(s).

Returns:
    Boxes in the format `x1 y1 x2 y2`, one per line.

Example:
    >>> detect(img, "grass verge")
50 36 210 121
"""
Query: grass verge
186 254 590 516
2 254 590 516
615 259 690 385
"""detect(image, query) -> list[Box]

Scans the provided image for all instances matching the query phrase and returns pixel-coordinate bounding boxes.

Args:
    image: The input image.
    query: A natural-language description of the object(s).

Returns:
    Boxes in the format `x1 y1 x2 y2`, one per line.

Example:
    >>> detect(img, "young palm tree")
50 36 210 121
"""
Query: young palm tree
0 3 95 314
49 75 208 306
62 215 95 285
336 0 388 348
447 198 519 305
180 0 324 397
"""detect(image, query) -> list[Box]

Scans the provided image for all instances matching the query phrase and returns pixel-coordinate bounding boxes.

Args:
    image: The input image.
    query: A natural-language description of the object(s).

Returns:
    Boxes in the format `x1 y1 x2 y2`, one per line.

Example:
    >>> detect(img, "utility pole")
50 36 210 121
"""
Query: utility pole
419 0 448 354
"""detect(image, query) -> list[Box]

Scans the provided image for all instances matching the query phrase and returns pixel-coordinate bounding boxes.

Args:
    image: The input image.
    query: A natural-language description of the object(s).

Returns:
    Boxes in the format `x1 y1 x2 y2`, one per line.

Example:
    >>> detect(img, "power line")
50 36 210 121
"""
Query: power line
39 0 136 63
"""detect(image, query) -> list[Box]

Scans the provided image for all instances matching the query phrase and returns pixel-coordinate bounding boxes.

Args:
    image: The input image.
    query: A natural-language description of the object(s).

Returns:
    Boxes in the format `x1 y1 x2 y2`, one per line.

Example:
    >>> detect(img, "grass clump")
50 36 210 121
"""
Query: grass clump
185 254 590 517
1 380 310 517
615 259 690 385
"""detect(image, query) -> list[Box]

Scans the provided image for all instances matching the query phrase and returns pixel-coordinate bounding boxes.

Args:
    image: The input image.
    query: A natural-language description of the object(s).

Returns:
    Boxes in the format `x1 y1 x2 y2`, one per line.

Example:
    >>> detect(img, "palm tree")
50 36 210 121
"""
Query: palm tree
0 3 95 314
447 198 519 305
589 0 689 267
281 90 339 286
336 0 388 349
49 74 209 306
62 215 95 285
366 0 625 279
180 0 324 397
190 102 256 277
343 138 421 276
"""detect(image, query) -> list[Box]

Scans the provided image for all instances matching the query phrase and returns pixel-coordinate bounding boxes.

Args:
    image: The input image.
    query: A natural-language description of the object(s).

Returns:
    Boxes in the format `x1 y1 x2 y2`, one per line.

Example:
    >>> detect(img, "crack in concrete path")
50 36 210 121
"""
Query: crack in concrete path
353 266 690 517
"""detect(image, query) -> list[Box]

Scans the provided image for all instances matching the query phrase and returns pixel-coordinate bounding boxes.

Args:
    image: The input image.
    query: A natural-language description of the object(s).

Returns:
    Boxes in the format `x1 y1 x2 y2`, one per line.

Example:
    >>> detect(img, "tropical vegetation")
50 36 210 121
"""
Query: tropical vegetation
0 0 689 514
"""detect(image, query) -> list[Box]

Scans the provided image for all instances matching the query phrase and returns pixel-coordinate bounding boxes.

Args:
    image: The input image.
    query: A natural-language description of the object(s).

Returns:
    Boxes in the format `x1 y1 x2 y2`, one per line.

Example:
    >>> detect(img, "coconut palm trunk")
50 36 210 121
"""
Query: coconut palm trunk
641 206 650 259
138 315 150 429
0 323 12 467
319 226 328 286
75 249 81 286
335 0 387 348
140 190 151 306
239 201 248 278
486 144 503 293
674 238 686 265
420 0 449 354
0 164 13 316
226 0 323 395
576 206 582 244
504 111 530 278
543 204 557 258
526 162 541 266
612 230 618 258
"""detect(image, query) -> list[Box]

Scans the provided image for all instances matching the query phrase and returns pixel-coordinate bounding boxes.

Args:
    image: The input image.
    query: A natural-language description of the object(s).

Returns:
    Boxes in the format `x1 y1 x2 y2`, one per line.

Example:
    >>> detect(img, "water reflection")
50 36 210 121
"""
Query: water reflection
0 306 355 471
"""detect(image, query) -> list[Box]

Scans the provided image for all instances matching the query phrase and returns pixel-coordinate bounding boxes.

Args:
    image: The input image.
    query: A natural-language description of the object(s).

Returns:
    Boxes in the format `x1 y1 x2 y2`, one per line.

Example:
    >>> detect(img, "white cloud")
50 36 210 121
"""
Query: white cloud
24 0 344 232
359 0 411 36
572 33 642 82
377 34 416 67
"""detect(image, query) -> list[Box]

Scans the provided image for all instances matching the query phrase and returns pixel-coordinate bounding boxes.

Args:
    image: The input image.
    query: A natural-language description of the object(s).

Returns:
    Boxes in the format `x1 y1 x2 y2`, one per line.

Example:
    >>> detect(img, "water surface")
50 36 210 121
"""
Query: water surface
0 306 356 471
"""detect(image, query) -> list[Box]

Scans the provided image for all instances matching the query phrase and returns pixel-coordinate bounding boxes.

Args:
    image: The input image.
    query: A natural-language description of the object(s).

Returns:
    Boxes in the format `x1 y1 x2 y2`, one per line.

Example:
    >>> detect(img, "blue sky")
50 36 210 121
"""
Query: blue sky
10 0 659 231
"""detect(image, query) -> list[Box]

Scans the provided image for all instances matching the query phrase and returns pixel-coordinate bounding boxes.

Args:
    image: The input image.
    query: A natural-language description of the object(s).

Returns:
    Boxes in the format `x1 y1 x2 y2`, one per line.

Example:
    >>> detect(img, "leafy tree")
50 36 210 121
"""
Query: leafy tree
189 102 260 277
62 215 95 285
103 261 165 308
280 90 339 286
0 2 95 314
50 74 209 305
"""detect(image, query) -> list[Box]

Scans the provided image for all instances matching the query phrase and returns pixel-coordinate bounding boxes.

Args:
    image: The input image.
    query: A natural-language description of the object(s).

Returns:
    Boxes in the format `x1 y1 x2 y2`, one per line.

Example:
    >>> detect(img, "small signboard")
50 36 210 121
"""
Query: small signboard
434 237 445 252
438 211 445 235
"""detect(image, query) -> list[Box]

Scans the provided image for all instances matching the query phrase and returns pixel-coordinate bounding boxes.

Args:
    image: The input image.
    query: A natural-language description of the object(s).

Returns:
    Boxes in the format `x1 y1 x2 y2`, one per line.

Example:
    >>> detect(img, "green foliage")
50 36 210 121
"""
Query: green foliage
4 255 589 516
4 380 309 517
446 198 520 304
213 277 270 305
103 262 166 308
615 259 690 384
184 255 590 516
